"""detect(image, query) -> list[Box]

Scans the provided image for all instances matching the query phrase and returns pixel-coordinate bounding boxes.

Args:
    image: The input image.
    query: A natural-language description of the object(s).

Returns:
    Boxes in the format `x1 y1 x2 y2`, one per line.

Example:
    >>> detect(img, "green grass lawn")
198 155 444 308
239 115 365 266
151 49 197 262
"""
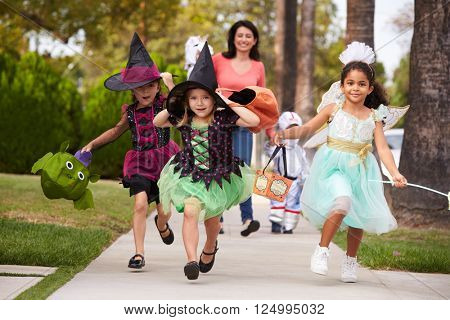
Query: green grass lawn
0 218 111 299
0 173 137 299
333 228 450 273
0 173 134 233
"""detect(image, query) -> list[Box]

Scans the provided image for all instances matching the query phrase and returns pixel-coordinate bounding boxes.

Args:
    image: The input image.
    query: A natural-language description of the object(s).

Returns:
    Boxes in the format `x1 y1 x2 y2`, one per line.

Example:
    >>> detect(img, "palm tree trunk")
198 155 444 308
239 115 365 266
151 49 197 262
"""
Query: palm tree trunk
346 0 374 48
275 0 297 111
275 0 285 106
139 1 147 44
391 0 450 227
295 0 316 121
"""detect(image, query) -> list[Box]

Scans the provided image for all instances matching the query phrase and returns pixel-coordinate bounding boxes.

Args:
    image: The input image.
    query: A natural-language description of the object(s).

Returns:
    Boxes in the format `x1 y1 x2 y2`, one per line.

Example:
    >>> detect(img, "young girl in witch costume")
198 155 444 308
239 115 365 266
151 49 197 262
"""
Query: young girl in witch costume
82 33 179 269
274 42 408 282
153 43 260 280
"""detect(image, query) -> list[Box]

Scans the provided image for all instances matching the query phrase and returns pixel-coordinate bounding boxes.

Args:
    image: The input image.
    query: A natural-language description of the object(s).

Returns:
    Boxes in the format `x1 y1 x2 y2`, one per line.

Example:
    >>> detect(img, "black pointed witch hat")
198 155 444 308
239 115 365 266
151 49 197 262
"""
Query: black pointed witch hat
104 33 161 91
166 42 227 117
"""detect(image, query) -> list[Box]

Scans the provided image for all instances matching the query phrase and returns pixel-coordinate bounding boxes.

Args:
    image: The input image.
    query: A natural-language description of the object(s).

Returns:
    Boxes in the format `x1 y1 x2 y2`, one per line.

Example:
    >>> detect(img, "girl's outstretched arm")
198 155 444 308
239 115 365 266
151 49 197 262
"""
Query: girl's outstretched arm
81 112 129 152
153 109 173 128
160 72 175 91
273 103 335 145
374 123 407 188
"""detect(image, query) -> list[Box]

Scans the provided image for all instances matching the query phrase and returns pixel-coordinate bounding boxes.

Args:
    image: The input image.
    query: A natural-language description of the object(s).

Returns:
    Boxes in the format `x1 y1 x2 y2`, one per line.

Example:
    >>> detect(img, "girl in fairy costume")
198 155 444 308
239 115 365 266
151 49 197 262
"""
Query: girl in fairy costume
274 42 408 282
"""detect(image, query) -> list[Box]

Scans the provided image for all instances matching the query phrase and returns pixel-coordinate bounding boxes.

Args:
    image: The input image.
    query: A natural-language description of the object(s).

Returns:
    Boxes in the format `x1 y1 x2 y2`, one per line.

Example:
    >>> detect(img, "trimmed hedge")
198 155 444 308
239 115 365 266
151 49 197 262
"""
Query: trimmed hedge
0 52 82 173
0 51 185 177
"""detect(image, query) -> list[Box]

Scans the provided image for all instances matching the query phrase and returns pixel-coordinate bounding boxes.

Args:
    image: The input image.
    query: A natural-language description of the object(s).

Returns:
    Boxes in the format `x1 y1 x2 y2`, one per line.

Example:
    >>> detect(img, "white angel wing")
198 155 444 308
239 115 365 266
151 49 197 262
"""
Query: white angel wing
317 81 343 113
303 125 328 149
304 81 342 149
381 105 410 130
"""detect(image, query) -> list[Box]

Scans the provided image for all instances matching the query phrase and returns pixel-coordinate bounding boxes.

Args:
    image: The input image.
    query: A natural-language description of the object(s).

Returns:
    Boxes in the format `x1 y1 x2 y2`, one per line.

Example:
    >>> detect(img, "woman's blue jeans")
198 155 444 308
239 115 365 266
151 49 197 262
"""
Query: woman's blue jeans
232 127 254 223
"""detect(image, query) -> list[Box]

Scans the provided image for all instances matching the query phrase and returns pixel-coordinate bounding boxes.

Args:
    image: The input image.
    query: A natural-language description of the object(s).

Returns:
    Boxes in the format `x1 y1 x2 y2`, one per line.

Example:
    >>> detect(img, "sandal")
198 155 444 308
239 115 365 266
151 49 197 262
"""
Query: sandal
128 254 145 269
199 240 219 273
154 215 174 245
184 261 200 280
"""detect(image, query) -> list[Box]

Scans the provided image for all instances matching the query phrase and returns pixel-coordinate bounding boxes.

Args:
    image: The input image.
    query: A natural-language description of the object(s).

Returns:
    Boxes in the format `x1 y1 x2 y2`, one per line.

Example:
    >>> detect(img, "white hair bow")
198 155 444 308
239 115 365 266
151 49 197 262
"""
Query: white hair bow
339 41 375 65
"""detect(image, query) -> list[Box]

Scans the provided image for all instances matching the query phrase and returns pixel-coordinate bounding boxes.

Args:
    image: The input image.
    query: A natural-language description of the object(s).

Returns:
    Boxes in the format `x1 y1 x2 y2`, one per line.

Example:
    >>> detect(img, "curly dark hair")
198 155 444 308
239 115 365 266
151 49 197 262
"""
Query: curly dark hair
222 20 261 61
340 61 388 109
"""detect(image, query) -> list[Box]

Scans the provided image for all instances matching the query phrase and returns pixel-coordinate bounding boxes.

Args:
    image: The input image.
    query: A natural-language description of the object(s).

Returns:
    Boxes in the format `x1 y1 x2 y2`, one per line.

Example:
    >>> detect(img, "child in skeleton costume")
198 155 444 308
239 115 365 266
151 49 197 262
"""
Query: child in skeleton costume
274 42 409 282
264 112 309 234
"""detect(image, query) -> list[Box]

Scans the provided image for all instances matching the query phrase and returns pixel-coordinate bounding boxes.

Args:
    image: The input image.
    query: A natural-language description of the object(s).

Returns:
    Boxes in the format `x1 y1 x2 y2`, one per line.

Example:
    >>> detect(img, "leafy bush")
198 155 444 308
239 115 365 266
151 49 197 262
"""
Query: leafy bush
0 52 82 173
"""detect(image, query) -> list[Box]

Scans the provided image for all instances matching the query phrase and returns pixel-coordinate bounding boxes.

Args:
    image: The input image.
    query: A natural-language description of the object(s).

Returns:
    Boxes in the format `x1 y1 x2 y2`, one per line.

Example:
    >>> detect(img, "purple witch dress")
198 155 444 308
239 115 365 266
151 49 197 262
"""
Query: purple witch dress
122 95 179 203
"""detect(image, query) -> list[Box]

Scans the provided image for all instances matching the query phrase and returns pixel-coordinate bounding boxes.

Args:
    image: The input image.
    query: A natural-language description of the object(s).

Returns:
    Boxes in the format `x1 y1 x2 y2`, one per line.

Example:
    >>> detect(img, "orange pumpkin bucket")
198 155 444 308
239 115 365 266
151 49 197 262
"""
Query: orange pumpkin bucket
217 86 279 133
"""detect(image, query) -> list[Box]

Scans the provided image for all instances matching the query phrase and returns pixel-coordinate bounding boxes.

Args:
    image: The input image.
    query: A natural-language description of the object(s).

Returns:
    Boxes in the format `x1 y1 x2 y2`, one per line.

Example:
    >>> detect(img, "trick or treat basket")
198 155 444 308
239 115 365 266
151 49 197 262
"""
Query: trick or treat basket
253 145 293 202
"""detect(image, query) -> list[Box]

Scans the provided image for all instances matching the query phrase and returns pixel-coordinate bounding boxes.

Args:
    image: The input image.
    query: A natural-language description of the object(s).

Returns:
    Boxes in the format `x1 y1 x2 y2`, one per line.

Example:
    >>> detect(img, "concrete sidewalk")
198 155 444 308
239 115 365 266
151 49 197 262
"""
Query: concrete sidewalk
0 266 57 299
49 195 449 300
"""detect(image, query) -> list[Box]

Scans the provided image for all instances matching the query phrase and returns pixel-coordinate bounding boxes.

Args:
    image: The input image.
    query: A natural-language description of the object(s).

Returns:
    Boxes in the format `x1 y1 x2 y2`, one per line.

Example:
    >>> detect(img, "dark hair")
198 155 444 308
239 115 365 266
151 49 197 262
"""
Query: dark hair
222 20 261 61
340 61 388 109
131 79 161 103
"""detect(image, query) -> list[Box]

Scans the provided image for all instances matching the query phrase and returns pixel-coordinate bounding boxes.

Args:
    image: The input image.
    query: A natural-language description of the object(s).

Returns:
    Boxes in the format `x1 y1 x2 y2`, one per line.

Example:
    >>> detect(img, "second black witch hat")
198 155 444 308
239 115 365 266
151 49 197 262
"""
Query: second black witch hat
166 42 227 117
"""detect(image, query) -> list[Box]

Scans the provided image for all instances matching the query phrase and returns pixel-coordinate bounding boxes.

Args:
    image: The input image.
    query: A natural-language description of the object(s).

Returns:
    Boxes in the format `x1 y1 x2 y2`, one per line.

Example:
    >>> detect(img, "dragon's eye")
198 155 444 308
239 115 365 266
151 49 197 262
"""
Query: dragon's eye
66 161 73 170
78 172 85 180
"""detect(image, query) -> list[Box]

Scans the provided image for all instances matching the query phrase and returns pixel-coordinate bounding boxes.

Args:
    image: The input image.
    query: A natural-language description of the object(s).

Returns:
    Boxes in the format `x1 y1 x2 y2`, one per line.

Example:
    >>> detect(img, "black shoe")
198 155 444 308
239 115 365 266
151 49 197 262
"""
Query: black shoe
283 229 293 234
199 241 219 273
271 223 282 234
128 254 145 269
240 220 260 237
219 228 224 234
184 261 200 280
155 215 174 245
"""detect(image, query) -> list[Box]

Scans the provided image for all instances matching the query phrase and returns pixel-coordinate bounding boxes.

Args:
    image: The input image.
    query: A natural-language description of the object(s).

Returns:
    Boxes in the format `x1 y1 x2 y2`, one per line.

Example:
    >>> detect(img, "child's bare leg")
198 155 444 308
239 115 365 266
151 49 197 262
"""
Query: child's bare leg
155 203 171 238
201 216 221 264
319 211 345 247
182 198 200 262
133 192 149 257
346 227 363 257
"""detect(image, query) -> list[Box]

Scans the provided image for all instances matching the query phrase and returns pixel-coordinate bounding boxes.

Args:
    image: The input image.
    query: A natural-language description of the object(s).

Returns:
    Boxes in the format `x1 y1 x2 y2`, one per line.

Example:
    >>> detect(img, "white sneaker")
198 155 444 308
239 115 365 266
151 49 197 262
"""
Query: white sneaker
341 255 358 283
310 245 329 275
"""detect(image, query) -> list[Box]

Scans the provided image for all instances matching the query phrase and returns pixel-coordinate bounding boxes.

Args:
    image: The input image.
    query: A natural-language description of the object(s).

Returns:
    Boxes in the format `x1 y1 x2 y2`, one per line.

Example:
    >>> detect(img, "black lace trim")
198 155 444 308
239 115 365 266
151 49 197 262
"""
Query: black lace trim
126 95 171 149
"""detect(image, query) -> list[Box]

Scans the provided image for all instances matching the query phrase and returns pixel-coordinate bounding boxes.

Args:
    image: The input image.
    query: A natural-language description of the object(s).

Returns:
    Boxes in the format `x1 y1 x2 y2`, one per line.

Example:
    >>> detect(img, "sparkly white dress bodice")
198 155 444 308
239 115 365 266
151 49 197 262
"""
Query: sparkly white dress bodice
328 104 388 144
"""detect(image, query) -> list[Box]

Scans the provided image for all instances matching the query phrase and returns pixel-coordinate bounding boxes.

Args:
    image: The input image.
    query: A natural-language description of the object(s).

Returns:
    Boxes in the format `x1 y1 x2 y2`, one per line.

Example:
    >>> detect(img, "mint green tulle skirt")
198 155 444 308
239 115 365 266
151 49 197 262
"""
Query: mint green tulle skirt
157 157 254 220
300 145 397 234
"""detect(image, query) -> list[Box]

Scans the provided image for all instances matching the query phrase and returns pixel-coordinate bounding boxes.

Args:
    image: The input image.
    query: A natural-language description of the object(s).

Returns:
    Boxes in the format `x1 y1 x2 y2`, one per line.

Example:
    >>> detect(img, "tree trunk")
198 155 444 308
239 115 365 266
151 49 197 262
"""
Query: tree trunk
295 0 316 121
275 0 297 111
139 1 148 44
275 0 285 105
391 0 450 228
346 0 374 48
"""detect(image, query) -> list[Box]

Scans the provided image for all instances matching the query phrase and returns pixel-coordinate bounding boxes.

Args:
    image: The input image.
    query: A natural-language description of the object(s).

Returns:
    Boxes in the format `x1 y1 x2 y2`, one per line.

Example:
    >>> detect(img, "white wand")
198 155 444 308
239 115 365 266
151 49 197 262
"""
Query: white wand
369 180 450 211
